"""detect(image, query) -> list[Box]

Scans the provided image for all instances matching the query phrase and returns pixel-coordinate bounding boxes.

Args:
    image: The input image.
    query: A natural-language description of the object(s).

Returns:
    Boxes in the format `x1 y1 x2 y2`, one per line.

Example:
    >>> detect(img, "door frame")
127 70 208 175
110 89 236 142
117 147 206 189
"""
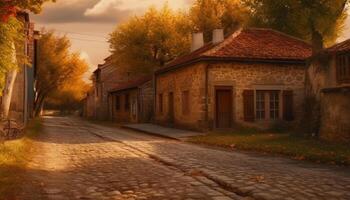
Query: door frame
214 86 233 129
168 92 174 124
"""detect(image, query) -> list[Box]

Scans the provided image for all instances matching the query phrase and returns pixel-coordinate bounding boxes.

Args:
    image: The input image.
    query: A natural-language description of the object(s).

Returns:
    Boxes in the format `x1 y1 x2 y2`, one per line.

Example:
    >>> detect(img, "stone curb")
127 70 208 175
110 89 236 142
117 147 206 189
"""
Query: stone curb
121 125 181 140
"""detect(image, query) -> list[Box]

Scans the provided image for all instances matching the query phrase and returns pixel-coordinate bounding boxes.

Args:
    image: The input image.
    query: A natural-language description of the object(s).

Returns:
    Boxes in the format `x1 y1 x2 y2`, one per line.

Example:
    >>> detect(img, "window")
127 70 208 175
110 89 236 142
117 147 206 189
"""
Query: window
115 95 120 110
255 90 280 120
269 91 280 120
125 94 130 111
182 90 190 115
336 54 350 84
158 94 163 113
256 91 265 120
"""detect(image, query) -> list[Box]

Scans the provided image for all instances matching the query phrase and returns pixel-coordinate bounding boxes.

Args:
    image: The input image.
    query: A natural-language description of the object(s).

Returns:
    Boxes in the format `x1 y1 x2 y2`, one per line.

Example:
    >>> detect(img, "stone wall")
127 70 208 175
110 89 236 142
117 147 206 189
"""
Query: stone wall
139 80 154 122
155 61 306 131
110 81 154 123
320 90 350 142
155 63 206 130
94 62 129 120
208 62 306 128
111 89 138 123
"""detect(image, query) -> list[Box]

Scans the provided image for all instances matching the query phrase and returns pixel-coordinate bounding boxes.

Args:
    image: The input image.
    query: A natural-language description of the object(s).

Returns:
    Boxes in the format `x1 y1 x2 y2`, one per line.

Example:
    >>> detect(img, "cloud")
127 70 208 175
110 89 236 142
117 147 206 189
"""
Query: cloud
85 0 121 16
85 0 193 16
32 0 131 24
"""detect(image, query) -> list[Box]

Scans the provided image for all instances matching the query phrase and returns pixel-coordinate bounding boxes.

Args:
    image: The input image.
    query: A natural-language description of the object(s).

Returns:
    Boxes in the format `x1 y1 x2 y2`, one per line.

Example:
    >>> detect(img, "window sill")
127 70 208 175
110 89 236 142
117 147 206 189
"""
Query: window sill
322 85 350 93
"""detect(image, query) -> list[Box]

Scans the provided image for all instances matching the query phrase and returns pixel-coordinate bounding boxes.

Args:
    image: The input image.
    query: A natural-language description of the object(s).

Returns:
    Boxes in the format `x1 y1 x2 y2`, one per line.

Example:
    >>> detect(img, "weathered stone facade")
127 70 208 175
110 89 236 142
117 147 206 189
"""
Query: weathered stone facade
308 47 350 142
155 62 306 131
320 89 350 142
110 80 154 123
156 63 206 130
90 57 131 120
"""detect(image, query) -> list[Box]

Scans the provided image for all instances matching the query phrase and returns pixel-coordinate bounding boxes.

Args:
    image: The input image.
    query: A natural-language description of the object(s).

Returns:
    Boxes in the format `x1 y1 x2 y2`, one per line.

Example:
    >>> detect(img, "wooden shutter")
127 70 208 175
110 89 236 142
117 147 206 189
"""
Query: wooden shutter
243 90 255 122
283 90 294 121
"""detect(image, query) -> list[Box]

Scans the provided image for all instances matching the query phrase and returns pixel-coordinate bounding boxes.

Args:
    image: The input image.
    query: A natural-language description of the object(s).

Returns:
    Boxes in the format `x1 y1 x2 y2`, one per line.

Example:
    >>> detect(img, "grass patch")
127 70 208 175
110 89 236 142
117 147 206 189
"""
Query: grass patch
0 118 42 199
189 128 350 166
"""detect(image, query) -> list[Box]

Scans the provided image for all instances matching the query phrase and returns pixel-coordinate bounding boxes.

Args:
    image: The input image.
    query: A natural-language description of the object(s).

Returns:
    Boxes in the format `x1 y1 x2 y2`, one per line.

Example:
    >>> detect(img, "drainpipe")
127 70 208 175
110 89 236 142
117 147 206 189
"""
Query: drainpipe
23 28 29 124
153 73 157 123
205 64 210 129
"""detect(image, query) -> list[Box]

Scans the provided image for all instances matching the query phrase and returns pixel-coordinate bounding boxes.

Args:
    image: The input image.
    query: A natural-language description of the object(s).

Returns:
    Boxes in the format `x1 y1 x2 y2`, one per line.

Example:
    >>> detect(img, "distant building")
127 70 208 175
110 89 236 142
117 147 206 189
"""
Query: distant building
84 55 148 121
154 28 312 131
88 56 126 120
108 76 153 123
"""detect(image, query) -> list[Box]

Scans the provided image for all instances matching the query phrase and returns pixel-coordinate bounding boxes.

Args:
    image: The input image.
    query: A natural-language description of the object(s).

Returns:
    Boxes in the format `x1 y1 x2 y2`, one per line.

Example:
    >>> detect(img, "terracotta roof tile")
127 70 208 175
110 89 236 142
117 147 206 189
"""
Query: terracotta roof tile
109 75 152 93
157 28 312 74
327 39 350 53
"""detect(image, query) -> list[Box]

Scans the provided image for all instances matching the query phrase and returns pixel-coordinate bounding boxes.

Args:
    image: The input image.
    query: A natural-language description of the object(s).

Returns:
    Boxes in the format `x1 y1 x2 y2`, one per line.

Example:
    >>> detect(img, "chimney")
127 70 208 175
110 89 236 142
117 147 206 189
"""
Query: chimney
191 32 204 52
212 29 224 44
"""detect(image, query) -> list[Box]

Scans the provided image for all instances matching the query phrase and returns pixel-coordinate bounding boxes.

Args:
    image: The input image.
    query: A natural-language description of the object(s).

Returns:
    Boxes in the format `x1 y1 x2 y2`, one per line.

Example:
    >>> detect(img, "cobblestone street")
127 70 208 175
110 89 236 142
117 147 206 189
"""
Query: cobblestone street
19 116 350 200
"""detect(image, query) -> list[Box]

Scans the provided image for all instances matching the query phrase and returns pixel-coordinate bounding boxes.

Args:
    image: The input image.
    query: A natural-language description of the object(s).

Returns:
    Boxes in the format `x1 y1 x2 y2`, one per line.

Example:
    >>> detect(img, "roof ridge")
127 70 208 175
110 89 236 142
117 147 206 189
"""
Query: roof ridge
203 28 243 56
327 38 350 50
244 27 311 46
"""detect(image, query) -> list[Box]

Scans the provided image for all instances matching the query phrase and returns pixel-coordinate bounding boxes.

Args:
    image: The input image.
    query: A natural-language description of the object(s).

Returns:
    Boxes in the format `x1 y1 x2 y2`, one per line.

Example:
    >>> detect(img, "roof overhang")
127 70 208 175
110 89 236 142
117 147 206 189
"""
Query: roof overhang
155 56 308 75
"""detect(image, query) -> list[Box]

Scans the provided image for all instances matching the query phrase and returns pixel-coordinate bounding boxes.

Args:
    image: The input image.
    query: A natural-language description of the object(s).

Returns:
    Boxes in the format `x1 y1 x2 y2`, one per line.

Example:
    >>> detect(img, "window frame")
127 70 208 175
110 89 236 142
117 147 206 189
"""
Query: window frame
256 91 265 120
336 53 350 84
255 90 281 121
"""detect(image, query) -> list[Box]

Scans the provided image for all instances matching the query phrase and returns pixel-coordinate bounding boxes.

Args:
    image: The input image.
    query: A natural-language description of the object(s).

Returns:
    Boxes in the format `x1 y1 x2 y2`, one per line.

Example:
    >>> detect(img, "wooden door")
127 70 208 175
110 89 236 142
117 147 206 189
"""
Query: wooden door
216 89 232 128
168 92 174 123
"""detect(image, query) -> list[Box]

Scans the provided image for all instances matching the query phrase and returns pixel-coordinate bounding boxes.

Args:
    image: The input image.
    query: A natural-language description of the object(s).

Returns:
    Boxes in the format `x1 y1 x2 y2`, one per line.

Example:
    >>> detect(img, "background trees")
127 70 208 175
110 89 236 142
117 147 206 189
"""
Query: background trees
35 31 89 116
109 6 192 74
108 1 249 74
244 0 348 53
190 0 248 42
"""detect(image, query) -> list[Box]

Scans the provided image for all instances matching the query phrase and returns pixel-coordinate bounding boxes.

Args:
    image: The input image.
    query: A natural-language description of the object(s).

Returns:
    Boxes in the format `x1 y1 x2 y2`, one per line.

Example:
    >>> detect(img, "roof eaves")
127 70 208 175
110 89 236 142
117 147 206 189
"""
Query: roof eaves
109 86 138 94
155 56 308 75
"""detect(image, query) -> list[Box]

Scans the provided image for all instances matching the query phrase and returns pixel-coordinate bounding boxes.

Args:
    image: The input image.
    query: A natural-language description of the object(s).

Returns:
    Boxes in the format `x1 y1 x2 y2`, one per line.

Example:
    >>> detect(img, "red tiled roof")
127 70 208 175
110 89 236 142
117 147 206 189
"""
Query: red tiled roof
326 39 350 53
157 28 312 74
109 75 152 93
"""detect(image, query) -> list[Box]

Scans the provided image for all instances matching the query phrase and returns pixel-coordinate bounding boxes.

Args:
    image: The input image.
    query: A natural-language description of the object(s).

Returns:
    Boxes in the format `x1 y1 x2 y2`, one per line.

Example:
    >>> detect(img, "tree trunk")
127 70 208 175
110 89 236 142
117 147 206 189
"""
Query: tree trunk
311 29 324 56
34 93 45 117
1 42 18 119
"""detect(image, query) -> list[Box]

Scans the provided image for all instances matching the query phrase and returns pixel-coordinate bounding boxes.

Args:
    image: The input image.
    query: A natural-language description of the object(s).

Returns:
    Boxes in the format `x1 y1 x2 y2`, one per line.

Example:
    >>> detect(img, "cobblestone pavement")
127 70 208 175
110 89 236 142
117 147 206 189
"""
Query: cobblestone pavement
18 116 241 200
74 118 350 200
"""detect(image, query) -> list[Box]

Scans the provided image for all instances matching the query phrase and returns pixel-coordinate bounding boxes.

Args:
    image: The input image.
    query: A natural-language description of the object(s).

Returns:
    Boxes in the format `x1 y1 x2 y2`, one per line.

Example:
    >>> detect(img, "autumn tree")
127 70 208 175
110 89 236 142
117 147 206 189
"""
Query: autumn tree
190 0 248 42
35 31 89 116
109 6 192 74
244 0 348 53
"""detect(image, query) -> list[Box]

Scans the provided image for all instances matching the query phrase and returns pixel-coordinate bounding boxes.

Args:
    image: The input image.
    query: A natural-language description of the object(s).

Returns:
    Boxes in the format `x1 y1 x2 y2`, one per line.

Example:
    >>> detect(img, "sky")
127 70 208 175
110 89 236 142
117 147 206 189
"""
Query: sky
32 0 350 78
31 0 194 77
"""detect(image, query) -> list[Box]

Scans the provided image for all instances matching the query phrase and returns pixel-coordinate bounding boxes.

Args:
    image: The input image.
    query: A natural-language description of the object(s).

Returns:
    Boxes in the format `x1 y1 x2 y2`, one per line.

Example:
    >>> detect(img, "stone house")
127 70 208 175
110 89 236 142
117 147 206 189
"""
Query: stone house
108 76 153 123
1 12 38 124
154 28 312 131
90 56 131 120
307 39 350 142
